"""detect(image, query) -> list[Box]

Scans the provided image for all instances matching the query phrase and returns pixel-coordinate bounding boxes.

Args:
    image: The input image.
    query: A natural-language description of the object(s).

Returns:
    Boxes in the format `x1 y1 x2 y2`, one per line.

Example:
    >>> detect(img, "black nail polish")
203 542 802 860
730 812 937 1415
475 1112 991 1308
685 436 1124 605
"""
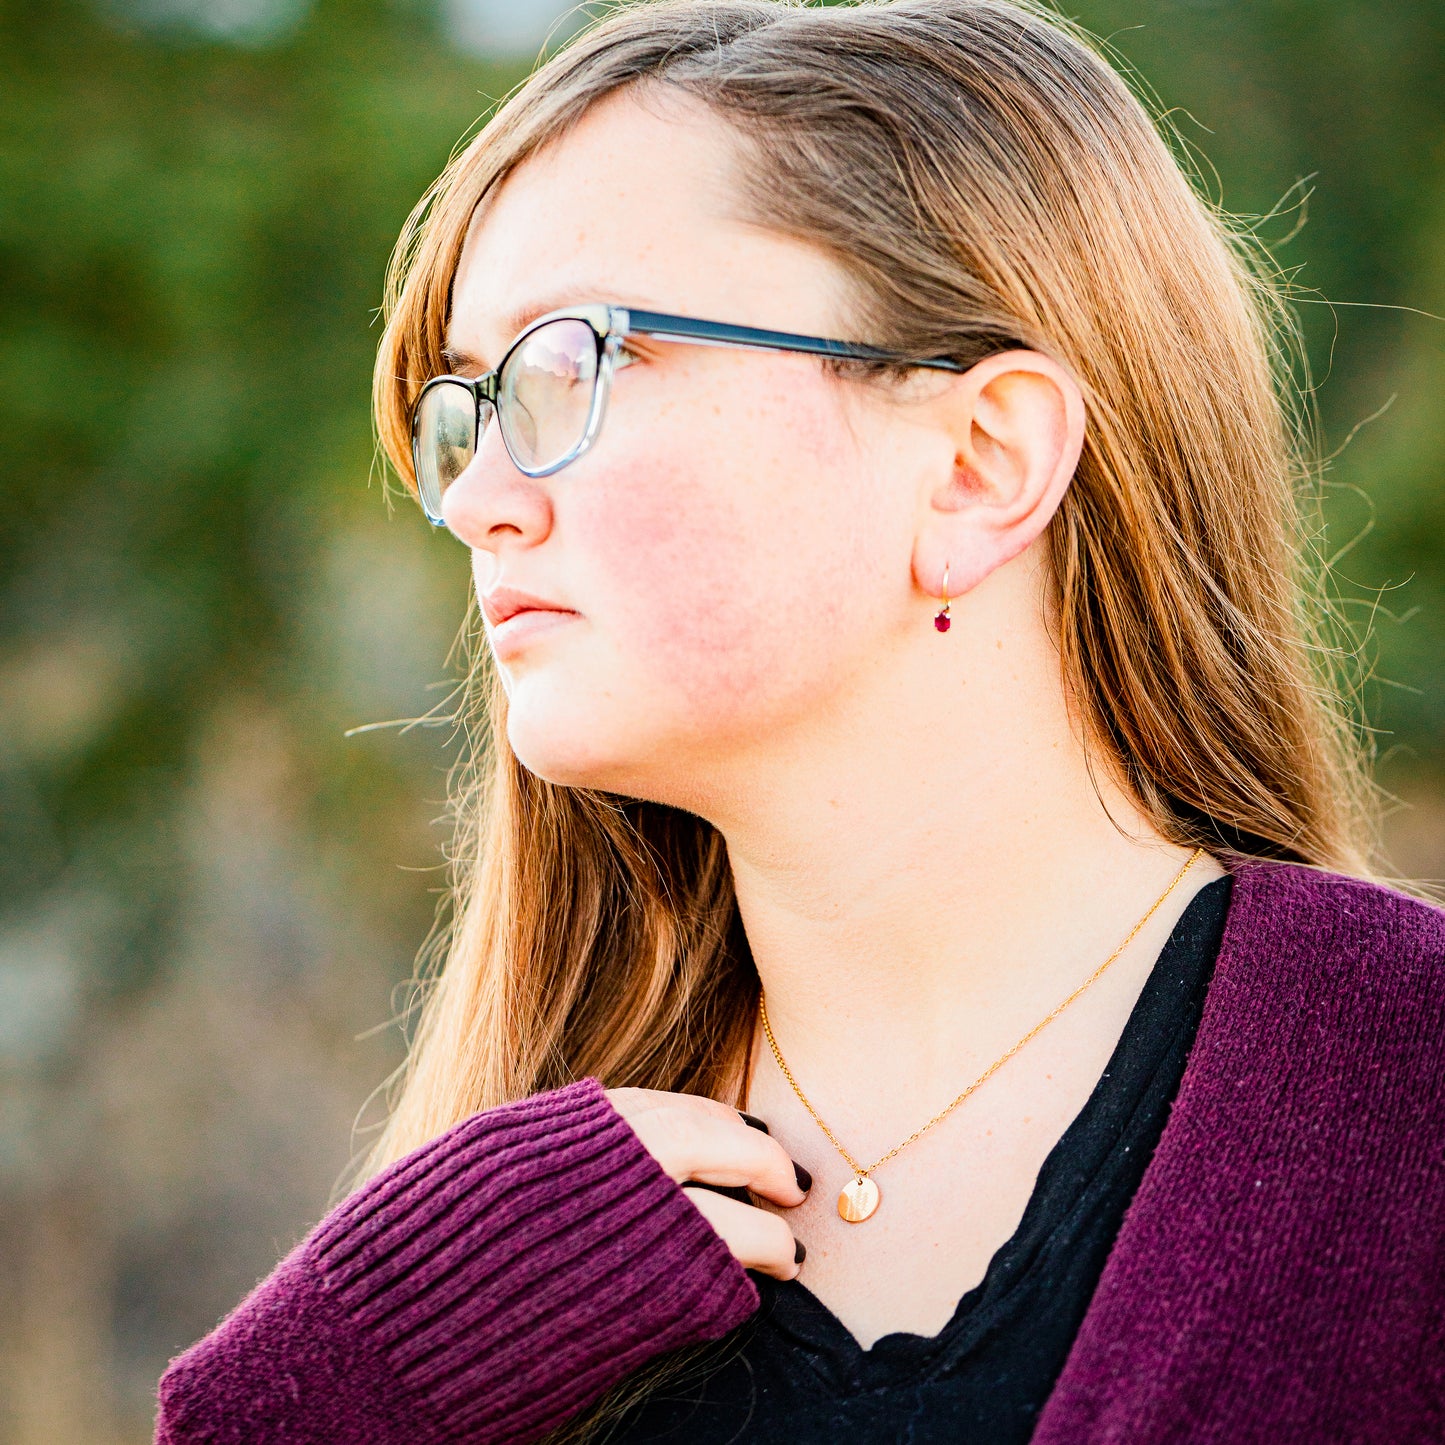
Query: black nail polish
793 1162 813 1191
794 1239 807 1265
738 1111 770 1133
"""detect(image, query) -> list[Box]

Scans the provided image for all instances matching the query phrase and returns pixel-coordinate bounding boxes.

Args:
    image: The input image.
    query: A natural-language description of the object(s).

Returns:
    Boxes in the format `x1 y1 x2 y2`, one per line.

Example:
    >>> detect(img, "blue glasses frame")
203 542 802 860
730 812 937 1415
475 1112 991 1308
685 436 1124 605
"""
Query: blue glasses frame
408 301 969 525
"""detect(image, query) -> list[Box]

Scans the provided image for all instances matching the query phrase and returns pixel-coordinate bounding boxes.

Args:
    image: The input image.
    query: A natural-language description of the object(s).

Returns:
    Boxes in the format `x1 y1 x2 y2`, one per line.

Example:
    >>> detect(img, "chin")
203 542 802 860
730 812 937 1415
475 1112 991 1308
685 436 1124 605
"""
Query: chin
507 709 731 819
505 703 659 797
499 663 755 808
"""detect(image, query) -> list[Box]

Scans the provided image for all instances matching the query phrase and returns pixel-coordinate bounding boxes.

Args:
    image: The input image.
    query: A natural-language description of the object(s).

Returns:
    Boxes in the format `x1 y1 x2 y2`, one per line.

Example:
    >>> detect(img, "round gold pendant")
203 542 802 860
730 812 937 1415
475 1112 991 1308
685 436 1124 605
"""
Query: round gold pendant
838 1175 880 1223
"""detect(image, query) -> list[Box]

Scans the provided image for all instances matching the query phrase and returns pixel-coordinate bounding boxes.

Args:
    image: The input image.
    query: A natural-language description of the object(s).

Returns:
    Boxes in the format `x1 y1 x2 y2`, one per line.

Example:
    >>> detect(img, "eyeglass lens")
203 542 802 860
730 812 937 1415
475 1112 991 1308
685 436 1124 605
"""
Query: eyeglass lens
414 381 482 520
414 317 601 520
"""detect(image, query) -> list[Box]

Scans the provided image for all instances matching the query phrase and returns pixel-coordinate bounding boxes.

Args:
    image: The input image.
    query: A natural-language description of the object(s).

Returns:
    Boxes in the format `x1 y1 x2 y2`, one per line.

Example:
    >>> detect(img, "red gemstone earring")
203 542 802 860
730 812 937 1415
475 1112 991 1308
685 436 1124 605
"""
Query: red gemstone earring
934 563 951 633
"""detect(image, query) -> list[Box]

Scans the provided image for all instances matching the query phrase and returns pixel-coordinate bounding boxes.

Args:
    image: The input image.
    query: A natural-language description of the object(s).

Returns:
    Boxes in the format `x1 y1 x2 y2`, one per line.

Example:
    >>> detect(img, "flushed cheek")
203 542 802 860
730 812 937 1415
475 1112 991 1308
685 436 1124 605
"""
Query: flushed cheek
593 486 786 704
573 425 871 733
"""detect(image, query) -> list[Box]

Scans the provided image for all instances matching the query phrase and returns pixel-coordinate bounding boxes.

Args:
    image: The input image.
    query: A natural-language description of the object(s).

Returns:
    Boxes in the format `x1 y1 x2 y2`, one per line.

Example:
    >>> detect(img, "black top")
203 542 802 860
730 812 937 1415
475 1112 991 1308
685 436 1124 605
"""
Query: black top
606 872 1234 1443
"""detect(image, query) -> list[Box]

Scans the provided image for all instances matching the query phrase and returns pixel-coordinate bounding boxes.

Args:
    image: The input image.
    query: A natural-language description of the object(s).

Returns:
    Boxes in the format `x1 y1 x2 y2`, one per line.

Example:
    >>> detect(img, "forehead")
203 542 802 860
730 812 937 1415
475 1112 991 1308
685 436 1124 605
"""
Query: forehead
447 87 851 363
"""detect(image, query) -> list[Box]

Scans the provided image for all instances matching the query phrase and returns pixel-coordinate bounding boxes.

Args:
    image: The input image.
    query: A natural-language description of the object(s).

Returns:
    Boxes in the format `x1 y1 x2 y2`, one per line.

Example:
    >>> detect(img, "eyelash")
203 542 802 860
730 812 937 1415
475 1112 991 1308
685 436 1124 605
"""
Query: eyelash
445 340 642 381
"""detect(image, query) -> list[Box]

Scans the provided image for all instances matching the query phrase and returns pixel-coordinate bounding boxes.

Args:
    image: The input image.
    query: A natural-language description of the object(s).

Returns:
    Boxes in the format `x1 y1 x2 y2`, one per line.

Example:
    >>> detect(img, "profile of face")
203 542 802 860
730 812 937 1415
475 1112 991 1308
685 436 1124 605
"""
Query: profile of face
441 87 1082 815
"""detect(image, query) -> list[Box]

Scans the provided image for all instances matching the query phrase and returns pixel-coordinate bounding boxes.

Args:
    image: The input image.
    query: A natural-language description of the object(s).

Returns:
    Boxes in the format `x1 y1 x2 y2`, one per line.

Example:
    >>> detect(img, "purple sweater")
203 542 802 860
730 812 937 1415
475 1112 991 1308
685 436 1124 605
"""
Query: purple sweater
156 860 1445 1442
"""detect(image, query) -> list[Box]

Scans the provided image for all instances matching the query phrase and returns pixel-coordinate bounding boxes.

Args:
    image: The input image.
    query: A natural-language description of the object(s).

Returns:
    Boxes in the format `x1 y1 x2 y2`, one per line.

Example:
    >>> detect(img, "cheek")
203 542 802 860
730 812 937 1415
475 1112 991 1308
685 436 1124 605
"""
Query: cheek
573 389 894 725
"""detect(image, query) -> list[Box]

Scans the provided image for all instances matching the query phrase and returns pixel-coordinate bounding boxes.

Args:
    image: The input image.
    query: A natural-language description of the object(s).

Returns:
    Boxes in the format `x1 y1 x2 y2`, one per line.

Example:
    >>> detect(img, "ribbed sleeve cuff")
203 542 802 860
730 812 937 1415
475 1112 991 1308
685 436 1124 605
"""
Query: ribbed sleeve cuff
156 1245 431 1445
311 1076 760 1443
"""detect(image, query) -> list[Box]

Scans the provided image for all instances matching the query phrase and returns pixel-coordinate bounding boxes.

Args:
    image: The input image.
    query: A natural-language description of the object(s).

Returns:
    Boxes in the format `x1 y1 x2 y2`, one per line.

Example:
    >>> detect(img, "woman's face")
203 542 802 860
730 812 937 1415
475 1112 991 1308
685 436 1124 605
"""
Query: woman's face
442 88 935 806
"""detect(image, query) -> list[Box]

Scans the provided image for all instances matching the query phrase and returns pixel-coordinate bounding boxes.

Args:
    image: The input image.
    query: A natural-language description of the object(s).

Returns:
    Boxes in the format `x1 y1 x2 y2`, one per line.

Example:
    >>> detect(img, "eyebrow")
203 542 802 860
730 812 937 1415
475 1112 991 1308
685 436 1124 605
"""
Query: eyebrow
443 286 662 373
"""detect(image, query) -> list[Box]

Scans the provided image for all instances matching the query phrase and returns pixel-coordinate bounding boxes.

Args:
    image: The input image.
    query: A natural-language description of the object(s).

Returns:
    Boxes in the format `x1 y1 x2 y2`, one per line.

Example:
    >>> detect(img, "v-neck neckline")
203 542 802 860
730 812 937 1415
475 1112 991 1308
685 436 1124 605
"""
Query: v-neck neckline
748 871 1236 1394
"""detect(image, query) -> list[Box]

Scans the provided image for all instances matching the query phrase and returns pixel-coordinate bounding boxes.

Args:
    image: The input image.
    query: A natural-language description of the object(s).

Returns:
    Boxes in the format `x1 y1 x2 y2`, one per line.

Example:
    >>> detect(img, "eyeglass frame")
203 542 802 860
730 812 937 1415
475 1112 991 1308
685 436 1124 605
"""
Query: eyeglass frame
408 301 969 526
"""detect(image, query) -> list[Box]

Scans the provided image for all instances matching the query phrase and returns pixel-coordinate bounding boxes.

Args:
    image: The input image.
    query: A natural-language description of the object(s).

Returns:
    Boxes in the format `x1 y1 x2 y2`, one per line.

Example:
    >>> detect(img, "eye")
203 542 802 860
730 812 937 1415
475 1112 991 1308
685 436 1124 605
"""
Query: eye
615 342 642 370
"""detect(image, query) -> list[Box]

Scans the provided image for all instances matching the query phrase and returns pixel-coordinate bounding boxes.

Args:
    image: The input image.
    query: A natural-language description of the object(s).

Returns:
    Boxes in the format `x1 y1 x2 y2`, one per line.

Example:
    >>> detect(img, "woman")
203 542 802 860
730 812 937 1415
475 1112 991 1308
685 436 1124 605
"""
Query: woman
155 1 1445 1441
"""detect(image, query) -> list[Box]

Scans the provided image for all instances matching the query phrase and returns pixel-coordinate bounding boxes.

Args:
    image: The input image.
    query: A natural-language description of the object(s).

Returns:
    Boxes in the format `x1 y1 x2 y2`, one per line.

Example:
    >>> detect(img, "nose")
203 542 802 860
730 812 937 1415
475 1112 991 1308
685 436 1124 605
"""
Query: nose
439 424 554 557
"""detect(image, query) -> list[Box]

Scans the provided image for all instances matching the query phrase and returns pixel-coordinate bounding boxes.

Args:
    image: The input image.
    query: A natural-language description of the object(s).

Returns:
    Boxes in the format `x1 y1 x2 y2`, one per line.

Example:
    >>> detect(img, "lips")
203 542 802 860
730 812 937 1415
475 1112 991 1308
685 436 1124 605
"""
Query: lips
481 585 576 628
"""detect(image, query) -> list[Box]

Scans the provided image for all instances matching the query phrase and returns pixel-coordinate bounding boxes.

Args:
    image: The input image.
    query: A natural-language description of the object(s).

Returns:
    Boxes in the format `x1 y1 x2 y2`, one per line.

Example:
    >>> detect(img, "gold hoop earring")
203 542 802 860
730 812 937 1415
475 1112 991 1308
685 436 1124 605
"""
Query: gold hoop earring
934 563 951 633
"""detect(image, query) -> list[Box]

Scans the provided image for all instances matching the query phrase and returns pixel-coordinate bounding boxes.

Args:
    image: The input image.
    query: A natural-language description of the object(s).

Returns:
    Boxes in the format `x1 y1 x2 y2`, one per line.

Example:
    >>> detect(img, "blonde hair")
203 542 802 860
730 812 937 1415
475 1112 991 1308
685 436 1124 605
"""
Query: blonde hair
367 0 1387 1431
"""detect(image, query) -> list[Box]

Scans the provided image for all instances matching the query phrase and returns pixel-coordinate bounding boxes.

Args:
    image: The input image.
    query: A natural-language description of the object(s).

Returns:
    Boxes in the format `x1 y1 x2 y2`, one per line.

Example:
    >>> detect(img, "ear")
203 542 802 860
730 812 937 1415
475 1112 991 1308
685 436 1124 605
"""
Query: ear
910 350 1085 601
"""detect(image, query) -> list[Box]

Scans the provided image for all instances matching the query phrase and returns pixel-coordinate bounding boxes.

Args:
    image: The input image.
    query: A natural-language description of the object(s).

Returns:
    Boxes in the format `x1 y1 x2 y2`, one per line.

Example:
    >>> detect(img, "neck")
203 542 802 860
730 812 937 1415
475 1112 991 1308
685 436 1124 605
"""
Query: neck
700 564 1221 1124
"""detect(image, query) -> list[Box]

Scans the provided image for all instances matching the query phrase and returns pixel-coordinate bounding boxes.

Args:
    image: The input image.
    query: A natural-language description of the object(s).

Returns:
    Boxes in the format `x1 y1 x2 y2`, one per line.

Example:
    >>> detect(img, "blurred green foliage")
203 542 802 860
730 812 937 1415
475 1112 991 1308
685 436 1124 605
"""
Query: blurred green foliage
0 0 499 983
1082 0 1445 765
0 0 1441 968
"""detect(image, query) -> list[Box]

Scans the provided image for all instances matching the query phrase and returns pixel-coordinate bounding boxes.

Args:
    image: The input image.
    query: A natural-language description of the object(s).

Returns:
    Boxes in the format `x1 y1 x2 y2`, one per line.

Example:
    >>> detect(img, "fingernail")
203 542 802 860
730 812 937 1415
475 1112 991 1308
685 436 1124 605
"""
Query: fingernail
794 1239 807 1265
793 1162 813 1191
738 1111 770 1133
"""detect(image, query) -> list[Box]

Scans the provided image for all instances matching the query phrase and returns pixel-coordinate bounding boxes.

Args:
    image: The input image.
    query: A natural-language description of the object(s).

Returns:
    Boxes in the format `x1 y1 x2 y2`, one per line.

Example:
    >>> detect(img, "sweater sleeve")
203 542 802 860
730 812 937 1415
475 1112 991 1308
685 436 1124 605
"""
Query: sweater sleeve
155 1076 761 1445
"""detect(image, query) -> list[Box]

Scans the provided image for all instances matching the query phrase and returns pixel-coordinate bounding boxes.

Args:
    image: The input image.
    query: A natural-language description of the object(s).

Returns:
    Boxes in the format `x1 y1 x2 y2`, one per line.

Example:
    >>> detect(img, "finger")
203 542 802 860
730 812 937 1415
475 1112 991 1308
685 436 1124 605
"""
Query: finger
609 1086 745 1128
681 1186 805 1281
670 1112 811 1207
605 1088 811 1205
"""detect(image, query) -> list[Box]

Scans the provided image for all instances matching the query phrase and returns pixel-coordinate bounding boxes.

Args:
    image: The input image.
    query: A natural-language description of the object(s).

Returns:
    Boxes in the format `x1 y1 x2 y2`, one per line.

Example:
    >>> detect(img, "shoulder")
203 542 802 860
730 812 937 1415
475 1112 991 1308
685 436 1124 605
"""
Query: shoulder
1212 858 1445 1076
1227 856 1445 979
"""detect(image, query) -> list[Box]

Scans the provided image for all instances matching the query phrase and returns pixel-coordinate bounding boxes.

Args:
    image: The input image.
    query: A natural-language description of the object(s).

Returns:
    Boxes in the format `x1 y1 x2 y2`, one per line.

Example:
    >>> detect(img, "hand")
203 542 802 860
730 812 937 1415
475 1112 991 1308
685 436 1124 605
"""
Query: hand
605 1087 811 1281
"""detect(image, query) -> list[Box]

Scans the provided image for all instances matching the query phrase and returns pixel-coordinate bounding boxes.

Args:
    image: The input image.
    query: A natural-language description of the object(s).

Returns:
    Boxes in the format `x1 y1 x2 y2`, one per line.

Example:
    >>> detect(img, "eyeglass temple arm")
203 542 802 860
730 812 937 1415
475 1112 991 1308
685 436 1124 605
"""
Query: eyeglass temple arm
619 309 966 373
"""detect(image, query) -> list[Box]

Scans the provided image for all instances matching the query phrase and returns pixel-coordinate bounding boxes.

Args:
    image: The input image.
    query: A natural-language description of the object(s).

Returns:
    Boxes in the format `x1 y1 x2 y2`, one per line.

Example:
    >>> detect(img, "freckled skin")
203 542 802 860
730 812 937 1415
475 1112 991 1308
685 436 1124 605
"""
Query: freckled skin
444 90 918 805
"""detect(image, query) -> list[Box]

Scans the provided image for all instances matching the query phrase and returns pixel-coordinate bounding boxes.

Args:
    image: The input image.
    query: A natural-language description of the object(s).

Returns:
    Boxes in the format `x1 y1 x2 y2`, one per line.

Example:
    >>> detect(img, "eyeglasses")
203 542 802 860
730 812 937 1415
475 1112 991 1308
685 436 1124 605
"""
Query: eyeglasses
408 302 967 525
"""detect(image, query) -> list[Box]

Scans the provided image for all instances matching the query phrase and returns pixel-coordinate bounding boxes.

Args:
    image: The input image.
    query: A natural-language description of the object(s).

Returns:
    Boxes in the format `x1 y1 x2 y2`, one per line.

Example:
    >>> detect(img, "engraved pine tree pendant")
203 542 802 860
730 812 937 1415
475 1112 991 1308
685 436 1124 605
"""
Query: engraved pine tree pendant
838 1174 881 1222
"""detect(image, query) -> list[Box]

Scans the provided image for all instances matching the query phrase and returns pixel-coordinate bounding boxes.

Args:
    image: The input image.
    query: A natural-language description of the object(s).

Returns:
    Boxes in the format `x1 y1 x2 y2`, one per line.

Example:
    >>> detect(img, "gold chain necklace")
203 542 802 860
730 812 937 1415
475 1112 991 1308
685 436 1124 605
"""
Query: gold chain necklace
757 847 1205 1223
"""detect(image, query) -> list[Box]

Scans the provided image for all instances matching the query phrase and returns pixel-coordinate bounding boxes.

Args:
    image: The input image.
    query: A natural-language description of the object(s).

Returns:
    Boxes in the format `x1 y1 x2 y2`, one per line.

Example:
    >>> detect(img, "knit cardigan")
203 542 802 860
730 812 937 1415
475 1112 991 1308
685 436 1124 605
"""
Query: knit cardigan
155 860 1445 1443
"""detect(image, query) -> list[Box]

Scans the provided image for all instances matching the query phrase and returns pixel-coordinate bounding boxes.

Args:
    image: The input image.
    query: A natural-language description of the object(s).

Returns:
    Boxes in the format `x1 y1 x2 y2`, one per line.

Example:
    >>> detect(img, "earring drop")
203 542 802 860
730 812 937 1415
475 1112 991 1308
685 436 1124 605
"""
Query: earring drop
934 563 951 633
